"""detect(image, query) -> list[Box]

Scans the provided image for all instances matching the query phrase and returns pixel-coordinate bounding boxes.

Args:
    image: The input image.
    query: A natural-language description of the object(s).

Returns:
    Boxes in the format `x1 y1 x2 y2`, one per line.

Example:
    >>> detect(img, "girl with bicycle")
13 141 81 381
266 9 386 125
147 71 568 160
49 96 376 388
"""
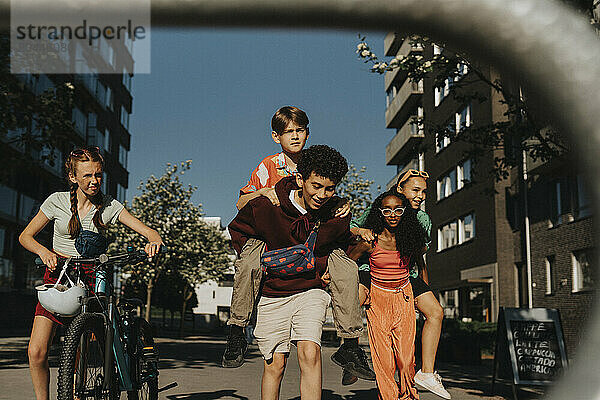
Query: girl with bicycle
349 191 426 400
19 146 163 400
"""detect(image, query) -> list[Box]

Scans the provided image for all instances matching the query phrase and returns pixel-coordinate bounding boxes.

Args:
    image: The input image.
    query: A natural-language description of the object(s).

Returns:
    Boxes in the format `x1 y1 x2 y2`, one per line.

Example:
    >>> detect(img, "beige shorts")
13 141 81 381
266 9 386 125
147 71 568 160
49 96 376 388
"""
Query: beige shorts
254 288 331 360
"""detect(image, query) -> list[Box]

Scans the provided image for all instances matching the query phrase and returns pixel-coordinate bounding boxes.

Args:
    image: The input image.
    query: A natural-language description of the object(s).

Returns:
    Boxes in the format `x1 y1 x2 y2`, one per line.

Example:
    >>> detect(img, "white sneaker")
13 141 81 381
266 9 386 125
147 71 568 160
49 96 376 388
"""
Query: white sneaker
414 369 451 399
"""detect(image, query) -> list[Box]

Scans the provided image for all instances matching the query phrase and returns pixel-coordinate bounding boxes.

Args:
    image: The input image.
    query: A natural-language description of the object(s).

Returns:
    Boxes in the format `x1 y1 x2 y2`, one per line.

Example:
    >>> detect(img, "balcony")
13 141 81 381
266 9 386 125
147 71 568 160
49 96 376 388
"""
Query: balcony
385 79 423 129
384 32 401 56
386 117 424 165
386 159 420 190
384 40 424 91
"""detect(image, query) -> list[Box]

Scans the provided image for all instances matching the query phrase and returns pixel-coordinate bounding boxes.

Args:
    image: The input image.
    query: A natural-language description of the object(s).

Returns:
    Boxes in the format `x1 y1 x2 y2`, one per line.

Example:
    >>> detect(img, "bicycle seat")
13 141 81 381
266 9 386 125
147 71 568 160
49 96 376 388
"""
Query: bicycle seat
119 298 144 308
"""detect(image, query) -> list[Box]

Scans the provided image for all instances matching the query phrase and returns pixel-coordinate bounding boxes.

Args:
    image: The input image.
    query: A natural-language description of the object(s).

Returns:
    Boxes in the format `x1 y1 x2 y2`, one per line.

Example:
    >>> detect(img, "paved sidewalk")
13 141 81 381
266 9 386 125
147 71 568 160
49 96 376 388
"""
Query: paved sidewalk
0 335 547 399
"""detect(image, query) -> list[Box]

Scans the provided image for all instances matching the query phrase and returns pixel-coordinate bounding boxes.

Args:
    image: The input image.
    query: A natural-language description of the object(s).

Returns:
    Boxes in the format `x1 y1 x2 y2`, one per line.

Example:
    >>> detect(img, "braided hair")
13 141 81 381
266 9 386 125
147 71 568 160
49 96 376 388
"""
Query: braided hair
363 190 425 256
65 147 107 239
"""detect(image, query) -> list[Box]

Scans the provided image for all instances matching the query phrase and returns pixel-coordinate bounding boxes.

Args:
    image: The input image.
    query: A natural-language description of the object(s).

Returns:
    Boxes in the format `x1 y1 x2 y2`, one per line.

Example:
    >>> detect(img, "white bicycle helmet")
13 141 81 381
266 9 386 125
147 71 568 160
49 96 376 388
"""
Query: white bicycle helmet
37 258 87 316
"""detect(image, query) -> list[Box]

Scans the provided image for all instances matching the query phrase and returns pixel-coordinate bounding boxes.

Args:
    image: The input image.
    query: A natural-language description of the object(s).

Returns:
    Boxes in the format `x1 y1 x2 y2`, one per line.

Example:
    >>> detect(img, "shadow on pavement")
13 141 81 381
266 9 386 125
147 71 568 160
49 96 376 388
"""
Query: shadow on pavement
0 338 61 369
288 388 379 399
166 389 249 399
157 338 262 370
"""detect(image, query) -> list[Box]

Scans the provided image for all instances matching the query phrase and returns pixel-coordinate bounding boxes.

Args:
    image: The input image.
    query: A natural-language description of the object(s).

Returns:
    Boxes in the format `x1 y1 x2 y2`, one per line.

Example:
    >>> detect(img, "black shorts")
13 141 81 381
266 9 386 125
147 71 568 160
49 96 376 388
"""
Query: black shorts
358 271 432 298
410 276 433 298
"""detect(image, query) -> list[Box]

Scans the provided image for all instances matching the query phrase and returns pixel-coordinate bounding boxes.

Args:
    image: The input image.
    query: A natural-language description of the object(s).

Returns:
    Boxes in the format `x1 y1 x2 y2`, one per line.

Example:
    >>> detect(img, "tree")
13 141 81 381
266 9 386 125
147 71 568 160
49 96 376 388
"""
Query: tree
355 1 598 183
108 161 231 322
336 164 379 217
0 34 76 180
176 219 231 336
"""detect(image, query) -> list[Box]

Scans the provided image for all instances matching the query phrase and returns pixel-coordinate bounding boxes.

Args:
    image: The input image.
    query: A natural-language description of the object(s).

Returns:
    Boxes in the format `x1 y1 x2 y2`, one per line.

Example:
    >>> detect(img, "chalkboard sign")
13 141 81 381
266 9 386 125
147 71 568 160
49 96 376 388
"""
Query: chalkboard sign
492 308 568 397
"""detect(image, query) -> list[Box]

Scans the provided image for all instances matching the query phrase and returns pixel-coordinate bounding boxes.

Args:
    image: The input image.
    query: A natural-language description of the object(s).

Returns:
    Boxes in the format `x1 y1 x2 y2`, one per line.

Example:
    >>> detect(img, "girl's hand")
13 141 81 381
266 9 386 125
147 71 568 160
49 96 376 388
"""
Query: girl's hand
359 284 371 306
40 249 58 272
357 228 376 243
321 271 331 286
334 201 351 218
144 241 164 258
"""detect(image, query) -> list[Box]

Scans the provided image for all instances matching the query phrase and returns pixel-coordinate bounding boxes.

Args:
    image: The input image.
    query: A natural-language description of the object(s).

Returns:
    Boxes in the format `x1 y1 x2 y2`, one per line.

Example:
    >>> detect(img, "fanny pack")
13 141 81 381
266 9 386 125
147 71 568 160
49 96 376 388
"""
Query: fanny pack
260 221 320 278
75 230 109 257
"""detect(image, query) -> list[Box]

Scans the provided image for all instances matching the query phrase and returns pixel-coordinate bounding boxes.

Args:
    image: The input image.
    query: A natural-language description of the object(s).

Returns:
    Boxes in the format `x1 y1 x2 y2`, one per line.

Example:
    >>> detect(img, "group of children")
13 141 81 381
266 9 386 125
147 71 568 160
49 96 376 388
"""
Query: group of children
224 106 452 400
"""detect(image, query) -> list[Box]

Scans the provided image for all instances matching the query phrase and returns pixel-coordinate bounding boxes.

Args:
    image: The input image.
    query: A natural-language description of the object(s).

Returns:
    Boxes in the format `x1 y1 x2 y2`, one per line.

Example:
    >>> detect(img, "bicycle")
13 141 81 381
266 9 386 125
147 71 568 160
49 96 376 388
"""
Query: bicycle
36 247 168 400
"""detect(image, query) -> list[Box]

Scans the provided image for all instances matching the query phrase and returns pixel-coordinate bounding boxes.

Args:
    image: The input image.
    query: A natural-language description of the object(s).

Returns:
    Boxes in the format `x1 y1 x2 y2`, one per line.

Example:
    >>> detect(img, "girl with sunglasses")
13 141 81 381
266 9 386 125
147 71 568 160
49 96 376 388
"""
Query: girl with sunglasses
349 191 425 400
19 146 163 400
348 169 450 399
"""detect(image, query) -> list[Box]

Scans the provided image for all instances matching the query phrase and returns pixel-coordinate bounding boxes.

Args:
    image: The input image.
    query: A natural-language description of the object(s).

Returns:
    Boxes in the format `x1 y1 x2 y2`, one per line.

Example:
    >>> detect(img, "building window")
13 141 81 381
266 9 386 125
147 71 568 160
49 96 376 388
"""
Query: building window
0 185 18 217
104 128 111 153
438 212 475 251
120 106 130 130
438 221 457 251
436 122 453 153
437 159 472 200
71 107 87 138
457 104 472 131
119 144 128 168
457 159 472 189
19 194 37 223
576 174 592 219
437 169 457 200
117 184 126 203
545 256 555 295
460 213 475 242
572 249 595 292
550 179 566 226
122 68 132 91
439 289 459 318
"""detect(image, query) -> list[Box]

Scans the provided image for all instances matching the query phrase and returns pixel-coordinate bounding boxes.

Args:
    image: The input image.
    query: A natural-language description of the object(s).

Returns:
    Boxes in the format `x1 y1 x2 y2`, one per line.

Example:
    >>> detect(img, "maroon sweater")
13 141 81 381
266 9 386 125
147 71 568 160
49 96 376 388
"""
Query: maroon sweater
229 176 353 297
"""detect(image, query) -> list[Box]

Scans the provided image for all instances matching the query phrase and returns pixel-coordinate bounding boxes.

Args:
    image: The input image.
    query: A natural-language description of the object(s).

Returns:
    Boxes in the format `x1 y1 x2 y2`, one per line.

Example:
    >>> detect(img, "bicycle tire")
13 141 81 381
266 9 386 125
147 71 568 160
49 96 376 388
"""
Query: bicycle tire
57 313 119 400
127 318 158 400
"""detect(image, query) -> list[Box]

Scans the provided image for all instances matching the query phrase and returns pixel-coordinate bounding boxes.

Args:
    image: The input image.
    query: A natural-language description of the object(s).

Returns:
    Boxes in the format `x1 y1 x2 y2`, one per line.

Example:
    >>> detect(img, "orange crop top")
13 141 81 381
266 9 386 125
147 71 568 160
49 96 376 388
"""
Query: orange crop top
369 243 412 288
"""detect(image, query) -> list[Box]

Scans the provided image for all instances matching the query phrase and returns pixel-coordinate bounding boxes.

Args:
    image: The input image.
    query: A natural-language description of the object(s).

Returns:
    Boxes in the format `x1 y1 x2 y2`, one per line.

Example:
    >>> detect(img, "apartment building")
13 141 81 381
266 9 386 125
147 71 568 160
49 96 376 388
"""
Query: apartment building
0 38 134 329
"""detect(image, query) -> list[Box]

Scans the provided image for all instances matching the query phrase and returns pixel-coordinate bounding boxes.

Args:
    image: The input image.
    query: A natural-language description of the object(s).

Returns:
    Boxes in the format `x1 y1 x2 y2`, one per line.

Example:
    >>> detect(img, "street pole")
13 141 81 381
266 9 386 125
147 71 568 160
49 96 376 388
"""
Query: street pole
522 148 533 309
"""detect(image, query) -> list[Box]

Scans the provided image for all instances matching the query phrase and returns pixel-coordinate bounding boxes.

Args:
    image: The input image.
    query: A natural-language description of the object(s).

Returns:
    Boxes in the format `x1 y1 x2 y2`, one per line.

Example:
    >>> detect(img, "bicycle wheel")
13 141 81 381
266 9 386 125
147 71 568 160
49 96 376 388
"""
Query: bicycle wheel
57 313 119 400
127 318 158 400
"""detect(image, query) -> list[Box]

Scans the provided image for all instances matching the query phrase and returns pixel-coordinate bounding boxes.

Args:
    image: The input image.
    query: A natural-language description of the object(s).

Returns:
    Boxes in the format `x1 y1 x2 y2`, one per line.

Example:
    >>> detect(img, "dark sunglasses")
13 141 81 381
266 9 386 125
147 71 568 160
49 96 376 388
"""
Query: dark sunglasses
70 146 100 156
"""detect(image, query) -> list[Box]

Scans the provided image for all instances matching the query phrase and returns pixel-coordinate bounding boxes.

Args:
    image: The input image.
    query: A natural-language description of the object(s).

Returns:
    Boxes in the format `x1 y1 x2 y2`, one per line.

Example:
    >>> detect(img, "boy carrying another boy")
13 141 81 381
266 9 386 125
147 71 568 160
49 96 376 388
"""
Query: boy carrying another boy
228 145 360 398
223 106 374 382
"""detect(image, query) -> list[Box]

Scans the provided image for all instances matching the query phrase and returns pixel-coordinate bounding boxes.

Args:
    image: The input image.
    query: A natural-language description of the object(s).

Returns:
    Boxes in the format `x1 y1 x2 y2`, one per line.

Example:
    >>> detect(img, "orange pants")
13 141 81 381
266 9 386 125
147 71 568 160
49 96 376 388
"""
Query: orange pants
366 282 418 400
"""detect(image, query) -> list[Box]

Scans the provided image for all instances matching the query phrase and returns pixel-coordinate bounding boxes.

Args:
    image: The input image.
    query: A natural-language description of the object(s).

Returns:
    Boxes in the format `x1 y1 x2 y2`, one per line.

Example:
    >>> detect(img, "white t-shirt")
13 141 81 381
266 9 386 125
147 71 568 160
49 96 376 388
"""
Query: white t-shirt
39 192 124 257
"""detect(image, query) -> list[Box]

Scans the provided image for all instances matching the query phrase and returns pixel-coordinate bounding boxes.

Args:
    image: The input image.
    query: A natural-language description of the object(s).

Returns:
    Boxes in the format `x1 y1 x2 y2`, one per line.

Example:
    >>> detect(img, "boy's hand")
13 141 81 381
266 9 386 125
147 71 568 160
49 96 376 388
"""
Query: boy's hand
259 187 279 206
334 201 351 218
356 227 376 243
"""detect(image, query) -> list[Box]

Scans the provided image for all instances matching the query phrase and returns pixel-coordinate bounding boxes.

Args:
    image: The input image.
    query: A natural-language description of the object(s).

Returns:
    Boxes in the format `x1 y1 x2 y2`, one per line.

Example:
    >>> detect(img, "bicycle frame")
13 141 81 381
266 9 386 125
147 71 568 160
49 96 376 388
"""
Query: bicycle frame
78 263 138 392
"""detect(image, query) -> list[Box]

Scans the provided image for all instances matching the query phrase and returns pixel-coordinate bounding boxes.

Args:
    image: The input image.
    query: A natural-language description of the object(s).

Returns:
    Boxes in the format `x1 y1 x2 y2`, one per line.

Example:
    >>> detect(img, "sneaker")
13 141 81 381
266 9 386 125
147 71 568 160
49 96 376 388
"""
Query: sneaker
331 344 376 381
414 369 451 399
342 369 358 386
221 329 248 368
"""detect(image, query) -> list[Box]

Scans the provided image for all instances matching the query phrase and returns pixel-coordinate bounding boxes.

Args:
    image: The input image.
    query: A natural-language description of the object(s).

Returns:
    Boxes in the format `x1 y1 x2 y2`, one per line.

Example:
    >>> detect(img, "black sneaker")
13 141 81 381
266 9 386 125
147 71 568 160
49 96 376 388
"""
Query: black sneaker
331 344 376 381
342 369 359 386
221 329 248 368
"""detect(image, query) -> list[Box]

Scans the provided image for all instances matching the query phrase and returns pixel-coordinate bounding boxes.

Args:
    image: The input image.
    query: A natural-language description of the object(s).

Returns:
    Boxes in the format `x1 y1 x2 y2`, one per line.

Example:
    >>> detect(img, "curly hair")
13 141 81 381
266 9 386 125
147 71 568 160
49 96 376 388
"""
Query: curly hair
296 144 348 184
363 190 425 256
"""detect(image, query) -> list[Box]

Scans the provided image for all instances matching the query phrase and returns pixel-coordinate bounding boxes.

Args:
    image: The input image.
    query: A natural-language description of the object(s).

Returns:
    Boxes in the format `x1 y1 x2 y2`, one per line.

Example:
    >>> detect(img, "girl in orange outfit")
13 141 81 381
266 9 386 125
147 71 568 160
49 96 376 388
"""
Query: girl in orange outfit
350 191 426 400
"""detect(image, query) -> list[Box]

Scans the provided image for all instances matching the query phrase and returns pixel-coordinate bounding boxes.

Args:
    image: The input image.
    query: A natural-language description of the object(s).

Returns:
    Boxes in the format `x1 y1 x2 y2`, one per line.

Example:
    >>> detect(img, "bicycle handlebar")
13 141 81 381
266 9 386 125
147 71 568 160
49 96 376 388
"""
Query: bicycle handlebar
34 246 168 268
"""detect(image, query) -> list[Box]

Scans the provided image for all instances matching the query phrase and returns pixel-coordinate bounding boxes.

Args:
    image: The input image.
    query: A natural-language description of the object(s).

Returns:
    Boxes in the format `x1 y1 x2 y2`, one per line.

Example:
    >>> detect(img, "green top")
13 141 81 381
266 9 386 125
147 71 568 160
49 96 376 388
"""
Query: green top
351 204 432 277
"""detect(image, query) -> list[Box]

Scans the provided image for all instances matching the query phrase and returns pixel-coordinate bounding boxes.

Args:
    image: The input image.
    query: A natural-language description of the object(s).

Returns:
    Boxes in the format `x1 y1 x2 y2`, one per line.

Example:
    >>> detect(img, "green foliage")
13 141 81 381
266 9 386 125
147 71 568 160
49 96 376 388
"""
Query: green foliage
108 161 232 314
336 164 379 217
357 32 575 183
0 33 76 180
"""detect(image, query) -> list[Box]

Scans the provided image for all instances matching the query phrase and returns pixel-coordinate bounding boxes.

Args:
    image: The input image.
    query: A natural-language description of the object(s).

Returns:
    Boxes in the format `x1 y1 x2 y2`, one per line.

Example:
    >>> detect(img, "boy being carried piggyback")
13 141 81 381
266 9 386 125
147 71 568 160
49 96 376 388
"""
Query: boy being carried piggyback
222 106 375 382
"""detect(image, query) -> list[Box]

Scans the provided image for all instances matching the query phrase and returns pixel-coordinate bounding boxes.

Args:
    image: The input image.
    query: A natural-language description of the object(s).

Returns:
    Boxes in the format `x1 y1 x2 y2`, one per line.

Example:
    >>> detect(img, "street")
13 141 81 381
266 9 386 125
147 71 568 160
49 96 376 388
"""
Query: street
0 335 545 399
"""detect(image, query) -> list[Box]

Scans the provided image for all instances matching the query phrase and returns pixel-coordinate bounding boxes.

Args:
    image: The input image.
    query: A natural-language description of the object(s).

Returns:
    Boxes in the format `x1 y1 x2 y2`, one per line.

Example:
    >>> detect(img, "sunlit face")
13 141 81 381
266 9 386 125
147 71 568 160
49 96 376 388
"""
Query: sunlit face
397 176 427 209
69 161 103 196
381 195 405 229
272 121 309 155
295 172 336 211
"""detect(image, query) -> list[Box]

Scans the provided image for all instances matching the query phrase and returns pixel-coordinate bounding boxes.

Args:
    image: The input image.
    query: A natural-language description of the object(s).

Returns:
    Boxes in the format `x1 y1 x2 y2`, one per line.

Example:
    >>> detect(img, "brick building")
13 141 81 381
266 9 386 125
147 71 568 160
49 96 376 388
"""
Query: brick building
382 33 595 354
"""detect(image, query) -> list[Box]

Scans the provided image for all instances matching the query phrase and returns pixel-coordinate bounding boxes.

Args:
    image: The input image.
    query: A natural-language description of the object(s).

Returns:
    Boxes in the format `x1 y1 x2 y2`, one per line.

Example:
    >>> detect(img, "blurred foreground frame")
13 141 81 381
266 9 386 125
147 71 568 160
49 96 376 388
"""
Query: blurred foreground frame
2 0 600 398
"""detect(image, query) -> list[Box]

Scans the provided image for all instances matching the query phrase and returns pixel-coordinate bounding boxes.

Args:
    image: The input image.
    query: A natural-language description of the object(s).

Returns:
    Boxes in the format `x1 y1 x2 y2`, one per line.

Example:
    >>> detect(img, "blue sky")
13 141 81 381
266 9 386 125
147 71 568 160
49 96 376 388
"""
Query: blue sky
128 28 392 224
